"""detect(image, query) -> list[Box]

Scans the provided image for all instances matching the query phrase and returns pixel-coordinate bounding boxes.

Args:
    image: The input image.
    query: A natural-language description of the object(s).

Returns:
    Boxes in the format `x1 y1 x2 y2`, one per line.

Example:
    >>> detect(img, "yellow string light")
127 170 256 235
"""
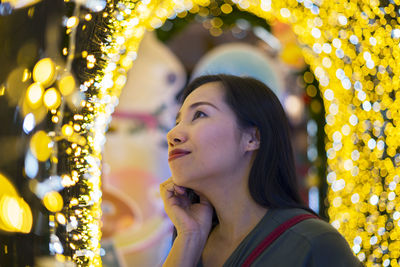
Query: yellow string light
227 1 400 266
32 58 56 87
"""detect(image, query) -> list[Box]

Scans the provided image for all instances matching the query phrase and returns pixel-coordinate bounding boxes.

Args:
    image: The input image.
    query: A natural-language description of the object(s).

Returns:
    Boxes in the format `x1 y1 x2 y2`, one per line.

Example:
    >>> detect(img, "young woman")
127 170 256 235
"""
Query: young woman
160 74 362 266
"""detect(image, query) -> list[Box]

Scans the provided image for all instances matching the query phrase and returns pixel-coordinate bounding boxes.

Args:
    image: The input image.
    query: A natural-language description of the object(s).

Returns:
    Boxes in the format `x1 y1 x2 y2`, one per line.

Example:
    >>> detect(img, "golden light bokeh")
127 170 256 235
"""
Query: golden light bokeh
58 74 76 96
21 98 47 123
0 85 5 96
1 197 23 231
2 0 42 9
26 83 44 109
66 16 79 29
43 87 61 109
32 58 56 87
0 173 32 233
6 67 30 105
56 212 67 225
30 130 52 162
0 173 18 197
61 124 74 137
43 191 63 213
0 196 33 234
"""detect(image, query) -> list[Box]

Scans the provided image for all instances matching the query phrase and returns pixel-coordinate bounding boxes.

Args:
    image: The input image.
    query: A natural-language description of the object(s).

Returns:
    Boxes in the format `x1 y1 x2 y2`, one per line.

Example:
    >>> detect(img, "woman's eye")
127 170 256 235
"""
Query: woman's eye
193 111 206 120
175 111 207 125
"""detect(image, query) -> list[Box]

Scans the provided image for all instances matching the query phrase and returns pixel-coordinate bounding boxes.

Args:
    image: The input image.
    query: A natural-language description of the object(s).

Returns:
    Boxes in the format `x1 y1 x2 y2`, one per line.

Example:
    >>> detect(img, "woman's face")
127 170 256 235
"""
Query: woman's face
166 82 252 189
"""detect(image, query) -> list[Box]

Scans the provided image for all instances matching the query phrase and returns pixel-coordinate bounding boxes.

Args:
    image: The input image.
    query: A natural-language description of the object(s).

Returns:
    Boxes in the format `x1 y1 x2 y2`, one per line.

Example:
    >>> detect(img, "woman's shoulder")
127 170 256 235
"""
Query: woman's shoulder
270 208 363 266
285 209 341 238
272 208 352 247
270 208 340 235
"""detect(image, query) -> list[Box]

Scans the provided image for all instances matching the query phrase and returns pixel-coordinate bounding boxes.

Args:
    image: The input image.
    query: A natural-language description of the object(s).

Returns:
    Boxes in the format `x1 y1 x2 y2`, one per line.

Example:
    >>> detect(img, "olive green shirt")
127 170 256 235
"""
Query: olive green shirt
197 208 363 267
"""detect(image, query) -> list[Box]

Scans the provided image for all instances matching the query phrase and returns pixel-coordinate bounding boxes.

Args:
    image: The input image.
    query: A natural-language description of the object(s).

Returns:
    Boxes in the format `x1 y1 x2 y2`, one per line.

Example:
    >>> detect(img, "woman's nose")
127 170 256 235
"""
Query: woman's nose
167 128 186 147
172 137 181 144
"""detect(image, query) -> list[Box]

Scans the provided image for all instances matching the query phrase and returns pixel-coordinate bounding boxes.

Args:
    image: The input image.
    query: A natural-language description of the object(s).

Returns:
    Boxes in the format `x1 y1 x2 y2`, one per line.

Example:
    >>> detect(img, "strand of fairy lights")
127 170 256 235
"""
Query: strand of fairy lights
230 1 400 265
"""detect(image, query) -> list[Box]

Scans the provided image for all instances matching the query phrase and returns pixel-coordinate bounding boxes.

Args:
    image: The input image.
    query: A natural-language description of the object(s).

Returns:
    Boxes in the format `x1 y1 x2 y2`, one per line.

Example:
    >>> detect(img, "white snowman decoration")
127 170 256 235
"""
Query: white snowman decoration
101 31 186 267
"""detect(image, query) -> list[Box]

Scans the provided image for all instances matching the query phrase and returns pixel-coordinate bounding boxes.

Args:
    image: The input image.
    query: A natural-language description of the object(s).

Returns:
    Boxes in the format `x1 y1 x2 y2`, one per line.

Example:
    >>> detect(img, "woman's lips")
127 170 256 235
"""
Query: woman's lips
168 152 191 161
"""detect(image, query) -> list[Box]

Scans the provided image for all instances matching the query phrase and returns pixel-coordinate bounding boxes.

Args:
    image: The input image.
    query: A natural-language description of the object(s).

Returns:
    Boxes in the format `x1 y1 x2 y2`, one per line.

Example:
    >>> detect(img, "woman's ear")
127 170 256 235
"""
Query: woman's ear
244 127 260 152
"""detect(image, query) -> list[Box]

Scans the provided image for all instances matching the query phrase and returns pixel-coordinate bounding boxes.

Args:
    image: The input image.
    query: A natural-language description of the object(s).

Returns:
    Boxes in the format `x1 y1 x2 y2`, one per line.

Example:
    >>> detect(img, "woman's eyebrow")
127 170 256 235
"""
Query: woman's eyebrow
175 101 220 121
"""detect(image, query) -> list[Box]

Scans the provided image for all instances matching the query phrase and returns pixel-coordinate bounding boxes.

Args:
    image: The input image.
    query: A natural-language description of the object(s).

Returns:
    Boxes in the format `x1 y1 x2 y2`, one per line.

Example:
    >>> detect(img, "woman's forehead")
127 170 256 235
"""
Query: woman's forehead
183 82 224 105
175 82 226 121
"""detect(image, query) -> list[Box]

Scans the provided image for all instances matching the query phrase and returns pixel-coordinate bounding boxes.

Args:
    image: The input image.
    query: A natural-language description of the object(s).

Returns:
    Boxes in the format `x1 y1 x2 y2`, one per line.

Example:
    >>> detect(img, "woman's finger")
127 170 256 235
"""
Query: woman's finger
160 180 176 207
174 185 186 195
160 178 190 210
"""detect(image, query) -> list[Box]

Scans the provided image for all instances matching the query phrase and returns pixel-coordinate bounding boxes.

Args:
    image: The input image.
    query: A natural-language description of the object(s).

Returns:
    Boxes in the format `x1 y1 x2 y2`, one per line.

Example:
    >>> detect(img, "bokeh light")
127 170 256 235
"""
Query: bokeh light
26 83 44 109
58 74 76 96
43 87 61 109
43 191 63 213
61 124 73 137
32 58 56 87
29 130 52 162
0 173 32 233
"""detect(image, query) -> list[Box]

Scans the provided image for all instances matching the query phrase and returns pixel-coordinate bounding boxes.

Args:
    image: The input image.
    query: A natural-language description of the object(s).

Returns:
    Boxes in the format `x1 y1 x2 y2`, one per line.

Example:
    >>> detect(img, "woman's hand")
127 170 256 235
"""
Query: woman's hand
160 177 214 240
160 177 214 266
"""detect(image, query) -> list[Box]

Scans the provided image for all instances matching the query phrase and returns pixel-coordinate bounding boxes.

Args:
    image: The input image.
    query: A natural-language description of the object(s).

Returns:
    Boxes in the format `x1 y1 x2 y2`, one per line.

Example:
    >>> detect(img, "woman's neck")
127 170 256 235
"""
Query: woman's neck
215 196 268 243
197 174 268 243
191 152 267 243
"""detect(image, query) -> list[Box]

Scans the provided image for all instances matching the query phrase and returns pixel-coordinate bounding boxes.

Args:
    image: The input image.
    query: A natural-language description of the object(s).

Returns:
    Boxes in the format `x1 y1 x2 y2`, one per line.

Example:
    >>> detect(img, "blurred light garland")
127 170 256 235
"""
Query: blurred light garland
119 0 398 265
52 0 185 265
156 0 271 41
9 0 398 266
232 1 400 266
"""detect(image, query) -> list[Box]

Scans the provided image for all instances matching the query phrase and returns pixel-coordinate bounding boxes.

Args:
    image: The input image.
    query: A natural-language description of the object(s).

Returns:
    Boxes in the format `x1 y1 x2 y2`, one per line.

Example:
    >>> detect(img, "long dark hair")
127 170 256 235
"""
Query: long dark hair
171 74 316 241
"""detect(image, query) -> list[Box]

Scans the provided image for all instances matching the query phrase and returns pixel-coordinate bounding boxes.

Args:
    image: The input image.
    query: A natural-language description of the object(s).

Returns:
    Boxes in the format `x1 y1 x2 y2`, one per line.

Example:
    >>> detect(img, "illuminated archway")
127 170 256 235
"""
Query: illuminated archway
101 1 399 266
82 1 397 265
7 0 398 266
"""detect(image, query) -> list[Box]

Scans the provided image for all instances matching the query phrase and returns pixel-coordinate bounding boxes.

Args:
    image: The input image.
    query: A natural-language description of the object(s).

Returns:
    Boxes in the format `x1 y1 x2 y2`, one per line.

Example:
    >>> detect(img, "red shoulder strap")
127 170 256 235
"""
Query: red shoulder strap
241 213 319 267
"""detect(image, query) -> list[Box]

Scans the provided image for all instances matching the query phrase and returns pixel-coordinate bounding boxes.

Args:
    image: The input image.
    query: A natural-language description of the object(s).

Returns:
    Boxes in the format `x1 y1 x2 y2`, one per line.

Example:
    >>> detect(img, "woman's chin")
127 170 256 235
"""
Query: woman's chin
170 175 186 186
171 174 194 188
